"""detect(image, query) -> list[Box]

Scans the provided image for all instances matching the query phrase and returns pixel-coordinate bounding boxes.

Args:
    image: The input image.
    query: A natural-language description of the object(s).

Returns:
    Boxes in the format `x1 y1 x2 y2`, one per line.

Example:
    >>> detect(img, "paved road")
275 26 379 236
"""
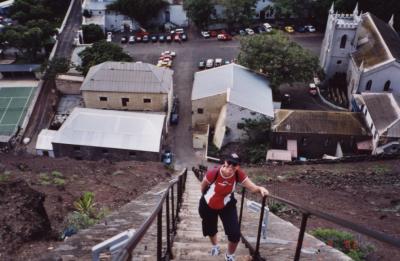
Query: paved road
56 0 82 58
288 33 324 57
121 31 240 168
121 30 326 168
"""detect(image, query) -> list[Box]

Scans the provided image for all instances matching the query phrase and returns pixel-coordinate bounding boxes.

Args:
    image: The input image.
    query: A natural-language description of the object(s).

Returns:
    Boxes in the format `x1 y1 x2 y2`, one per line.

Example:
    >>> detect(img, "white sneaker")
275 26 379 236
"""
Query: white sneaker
210 245 220 256
225 253 235 261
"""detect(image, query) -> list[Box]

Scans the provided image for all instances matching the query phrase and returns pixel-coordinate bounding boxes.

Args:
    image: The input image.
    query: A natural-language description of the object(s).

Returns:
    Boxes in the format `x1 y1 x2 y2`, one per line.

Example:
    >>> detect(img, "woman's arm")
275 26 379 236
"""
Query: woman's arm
200 178 209 194
242 178 269 197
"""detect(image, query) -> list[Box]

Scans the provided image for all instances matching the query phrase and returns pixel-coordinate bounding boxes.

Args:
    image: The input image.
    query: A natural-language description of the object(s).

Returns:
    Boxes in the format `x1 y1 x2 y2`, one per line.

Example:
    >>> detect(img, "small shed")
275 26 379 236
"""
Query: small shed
36 129 57 157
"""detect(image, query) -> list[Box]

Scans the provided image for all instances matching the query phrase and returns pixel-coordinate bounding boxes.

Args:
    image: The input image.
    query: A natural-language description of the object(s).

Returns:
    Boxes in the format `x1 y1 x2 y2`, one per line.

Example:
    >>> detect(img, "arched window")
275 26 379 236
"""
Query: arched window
384 80 391 91
340 35 347 48
366 80 372 91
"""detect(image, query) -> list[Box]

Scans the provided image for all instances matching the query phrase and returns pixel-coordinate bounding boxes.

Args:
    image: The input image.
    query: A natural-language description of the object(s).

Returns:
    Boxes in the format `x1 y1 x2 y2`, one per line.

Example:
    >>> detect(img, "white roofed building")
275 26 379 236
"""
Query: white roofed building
36 108 166 161
191 63 274 149
81 62 174 126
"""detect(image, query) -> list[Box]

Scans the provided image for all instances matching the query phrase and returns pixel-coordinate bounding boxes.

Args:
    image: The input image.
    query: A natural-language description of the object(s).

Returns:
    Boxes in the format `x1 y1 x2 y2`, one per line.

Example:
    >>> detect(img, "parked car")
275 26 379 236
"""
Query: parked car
151 35 158 42
284 26 294 33
170 97 179 125
128 36 135 44
295 25 306 33
309 83 318 96
175 28 184 34
135 35 142 42
198 60 206 70
215 58 223 67
210 30 218 37
255 26 266 34
245 28 254 35
162 151 173 165
201 31 210 38
180 33 188 41
217 33 232 41
229 30 237 36
174 34 181 42
142 35 149 43
206 59 214 68
263 23 272 33
120 36 128 43
166 34 172 42
106 32 112 42
304 25 316 32
161 50 176 57
224 60 231 65
159 35 165 42
239 29 246 36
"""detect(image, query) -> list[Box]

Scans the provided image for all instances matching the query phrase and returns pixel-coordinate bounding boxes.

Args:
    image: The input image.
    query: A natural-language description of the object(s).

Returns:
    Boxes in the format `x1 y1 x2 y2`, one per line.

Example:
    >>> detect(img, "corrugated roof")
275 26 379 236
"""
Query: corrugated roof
273 110 370 136
52 108 165 152
352 13 391 68
0 0 13 8
81 62 173 94
192 63 274 117
360 93 400 135
36 129 57 151
370 13 400 62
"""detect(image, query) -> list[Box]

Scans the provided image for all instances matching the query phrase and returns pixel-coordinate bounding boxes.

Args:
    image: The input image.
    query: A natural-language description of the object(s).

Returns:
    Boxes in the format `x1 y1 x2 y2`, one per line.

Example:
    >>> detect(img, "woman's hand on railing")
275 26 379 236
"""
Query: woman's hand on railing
258 186 269 197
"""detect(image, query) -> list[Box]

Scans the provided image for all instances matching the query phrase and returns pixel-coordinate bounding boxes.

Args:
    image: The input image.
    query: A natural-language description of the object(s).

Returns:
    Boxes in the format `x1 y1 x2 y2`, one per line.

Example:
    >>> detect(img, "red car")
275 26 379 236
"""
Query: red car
210 30 218 37
217 33 232 41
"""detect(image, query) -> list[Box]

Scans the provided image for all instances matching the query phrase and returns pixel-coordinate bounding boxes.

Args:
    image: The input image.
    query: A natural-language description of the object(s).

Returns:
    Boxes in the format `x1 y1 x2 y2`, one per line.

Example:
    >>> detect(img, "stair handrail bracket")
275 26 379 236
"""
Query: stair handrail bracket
238 187 400 261
116 168 188 261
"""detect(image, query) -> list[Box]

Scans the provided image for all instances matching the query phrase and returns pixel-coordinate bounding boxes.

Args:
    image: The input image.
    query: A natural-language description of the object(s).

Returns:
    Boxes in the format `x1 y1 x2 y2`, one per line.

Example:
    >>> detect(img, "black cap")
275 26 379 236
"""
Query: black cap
225 153 241 166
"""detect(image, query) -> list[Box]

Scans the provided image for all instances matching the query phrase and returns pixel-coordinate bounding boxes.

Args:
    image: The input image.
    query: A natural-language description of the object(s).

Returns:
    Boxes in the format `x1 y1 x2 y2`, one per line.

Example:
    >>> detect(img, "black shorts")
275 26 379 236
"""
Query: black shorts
198 195 241 243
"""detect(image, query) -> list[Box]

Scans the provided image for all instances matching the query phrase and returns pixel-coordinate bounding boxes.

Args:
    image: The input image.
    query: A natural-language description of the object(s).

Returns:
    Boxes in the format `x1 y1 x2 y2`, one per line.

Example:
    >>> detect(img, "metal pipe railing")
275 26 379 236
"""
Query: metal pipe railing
116 168 187 261
193 165 400 260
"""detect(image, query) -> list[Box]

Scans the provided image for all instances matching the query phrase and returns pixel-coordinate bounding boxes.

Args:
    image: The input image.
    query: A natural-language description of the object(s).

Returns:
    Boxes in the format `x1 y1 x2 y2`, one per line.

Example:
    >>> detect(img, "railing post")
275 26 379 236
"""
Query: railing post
171 185 175 232
254 196 267 260
239 187 246 229
157 206 163 261
165 191 172 259
294 213 310 261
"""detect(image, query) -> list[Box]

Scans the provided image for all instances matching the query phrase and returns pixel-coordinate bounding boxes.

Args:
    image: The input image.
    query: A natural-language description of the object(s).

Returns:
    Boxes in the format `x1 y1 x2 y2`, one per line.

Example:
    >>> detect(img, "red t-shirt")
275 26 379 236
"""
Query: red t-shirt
203 167 248 210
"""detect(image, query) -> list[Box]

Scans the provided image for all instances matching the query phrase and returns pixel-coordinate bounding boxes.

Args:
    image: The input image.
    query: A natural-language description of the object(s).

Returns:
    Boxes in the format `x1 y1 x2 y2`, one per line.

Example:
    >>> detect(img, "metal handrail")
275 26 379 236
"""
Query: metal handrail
116 168 187 261
192 166 400 261
239 188 400 261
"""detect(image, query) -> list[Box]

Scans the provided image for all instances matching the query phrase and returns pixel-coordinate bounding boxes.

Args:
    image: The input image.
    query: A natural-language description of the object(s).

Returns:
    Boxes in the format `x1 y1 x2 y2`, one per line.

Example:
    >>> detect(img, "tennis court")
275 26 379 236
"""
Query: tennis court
0 87 36 136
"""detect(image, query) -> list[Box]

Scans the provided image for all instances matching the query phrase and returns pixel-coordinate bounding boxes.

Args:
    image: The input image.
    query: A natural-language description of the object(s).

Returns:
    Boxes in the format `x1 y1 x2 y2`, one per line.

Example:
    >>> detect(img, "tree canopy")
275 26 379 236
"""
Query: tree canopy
220 0 257 28
237 32 321 91
183 0 215 29
82 24 105 44
8 0 70 25
0 20 56 61
78 41 133 75
107 0 168 27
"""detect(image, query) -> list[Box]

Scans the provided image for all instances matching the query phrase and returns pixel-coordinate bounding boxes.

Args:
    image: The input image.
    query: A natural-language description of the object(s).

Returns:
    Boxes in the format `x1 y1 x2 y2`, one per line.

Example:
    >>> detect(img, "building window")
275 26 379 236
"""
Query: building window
366 80 372 91
122 97 129 106
301 137 308 146
384 80 391 92
129 151 136 157
364 109 367 116
324 139 330 147
370 123 373 131
102 149 108 154
197 108 204 114
99 96 108 101
73 146 80 151
340 35 347 48
337 60 342 64
143 98 151 103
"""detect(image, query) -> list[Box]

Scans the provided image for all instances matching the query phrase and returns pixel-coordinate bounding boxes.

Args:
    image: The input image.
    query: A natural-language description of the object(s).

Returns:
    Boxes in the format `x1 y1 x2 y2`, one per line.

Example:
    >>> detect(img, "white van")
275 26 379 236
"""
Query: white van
263 23 272 33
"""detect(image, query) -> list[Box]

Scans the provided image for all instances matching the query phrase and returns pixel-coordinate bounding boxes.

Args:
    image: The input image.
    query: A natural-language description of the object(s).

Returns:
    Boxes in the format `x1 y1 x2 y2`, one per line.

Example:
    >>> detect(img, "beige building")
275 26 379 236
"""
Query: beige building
192 64 274 149
80 61 174 121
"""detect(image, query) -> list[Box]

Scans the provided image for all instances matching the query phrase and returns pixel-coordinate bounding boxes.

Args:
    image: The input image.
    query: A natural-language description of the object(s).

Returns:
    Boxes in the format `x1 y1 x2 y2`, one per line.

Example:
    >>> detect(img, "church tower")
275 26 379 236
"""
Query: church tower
320 3 361 80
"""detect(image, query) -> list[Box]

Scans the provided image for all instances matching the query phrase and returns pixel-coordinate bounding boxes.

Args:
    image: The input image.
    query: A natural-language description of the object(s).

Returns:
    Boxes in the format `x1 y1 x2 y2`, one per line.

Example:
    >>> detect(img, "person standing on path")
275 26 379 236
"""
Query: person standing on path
198 153 269 261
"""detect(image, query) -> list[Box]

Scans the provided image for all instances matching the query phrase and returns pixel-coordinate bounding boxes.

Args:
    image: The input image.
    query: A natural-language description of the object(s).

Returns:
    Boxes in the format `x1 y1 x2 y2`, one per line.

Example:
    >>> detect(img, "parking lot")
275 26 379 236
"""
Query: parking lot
112 28 326 167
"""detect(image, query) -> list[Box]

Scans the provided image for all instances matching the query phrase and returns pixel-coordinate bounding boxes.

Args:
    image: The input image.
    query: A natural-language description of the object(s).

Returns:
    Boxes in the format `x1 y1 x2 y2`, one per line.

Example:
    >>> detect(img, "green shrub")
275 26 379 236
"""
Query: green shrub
39 172 50 181
269 201 285 214
73 191 95 217
311 228 373 260
53 177 66 186
67 212 96 230
51 171 64 178
0 174 9 182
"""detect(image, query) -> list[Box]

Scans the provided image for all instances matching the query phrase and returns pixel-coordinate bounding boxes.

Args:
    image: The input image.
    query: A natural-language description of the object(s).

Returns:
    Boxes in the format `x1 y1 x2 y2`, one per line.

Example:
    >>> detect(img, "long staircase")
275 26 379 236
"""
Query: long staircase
171 171 251 260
